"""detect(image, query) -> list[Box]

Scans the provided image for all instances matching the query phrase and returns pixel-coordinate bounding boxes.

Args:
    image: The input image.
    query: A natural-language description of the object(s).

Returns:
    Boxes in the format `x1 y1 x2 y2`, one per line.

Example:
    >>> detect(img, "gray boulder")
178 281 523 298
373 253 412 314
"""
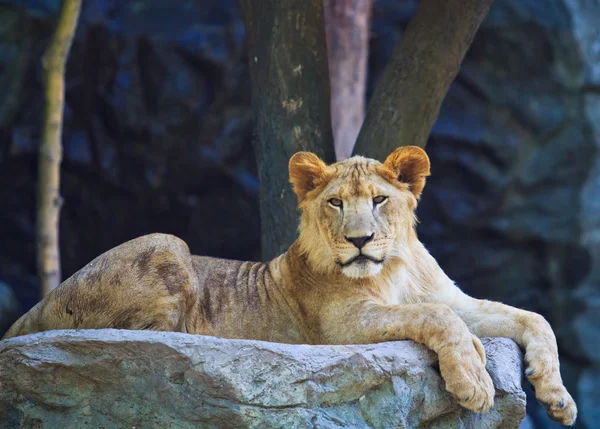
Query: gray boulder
0 330 526 428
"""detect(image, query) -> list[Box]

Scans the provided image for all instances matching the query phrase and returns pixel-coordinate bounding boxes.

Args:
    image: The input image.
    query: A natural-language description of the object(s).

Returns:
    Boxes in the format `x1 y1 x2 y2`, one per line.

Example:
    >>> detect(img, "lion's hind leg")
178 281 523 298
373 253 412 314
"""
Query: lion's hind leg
3 233 199 339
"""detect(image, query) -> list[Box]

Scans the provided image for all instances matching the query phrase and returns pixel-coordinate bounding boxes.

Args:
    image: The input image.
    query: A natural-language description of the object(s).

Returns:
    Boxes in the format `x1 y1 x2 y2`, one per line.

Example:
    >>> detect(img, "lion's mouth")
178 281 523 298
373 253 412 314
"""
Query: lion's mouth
338 254 385 267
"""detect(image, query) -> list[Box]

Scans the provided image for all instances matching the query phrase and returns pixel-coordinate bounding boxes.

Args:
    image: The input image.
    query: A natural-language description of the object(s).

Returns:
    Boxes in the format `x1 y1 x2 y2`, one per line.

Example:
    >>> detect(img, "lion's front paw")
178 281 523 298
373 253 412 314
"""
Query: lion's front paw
439 336 495 413
533 382 577 426
526 350 577 425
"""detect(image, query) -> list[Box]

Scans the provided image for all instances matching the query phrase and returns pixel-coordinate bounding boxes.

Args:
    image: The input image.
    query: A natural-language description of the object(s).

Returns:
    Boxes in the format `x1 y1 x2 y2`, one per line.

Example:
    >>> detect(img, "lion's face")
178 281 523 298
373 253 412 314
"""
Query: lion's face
290 146 430 279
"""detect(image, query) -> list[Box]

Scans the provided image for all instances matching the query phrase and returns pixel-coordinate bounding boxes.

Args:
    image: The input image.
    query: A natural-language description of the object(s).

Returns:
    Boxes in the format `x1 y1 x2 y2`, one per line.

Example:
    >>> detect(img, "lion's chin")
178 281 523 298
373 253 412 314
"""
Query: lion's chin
341 259 384 279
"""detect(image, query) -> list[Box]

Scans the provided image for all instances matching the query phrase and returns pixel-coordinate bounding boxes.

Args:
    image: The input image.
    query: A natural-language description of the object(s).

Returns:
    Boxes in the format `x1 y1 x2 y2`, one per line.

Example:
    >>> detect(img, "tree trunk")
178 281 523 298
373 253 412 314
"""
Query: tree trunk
352 0 494 158
241 0 335 261
37 0 81 296
323 0 373 160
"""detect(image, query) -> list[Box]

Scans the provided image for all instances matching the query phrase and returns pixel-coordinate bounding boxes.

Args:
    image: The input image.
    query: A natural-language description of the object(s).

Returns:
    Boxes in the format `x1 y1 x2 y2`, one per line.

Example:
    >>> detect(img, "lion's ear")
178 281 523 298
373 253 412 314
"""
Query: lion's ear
289 152 329 201
383 146 430 198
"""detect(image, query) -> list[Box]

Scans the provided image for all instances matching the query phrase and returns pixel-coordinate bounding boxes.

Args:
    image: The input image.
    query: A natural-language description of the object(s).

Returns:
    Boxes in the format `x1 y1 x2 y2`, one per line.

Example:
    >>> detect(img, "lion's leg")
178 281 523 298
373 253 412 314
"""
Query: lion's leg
450 295 576 425
320 302 495 413
3 233 200 339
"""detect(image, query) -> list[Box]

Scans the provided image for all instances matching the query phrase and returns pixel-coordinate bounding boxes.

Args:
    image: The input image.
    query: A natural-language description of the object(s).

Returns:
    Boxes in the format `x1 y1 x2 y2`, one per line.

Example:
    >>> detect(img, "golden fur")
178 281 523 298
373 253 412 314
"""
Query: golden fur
3 147 576 425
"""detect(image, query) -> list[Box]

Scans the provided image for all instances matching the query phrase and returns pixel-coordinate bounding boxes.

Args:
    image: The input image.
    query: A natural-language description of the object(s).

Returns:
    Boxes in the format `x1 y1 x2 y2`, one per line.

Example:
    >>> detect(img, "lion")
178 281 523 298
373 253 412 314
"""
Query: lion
3 146 576 425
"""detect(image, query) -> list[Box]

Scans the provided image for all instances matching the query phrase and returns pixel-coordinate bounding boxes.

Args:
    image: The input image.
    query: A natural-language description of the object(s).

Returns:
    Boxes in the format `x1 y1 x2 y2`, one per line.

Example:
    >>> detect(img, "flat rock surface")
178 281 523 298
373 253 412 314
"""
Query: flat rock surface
0 330 526 428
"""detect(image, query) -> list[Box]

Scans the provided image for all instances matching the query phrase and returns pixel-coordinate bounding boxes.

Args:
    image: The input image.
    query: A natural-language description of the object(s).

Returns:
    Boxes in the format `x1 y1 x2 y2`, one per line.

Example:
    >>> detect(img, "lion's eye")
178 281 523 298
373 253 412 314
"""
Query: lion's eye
373 196 387 205
328 198 343 208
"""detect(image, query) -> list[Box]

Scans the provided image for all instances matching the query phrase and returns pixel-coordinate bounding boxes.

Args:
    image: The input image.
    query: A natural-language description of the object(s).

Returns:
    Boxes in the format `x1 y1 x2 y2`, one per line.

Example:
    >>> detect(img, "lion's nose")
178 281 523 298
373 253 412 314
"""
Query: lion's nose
345 234 374 249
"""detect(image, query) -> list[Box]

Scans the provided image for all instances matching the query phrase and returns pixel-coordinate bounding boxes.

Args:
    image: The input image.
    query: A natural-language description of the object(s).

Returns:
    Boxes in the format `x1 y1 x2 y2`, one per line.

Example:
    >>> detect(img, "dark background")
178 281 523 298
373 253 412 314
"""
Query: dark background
0 1 599 428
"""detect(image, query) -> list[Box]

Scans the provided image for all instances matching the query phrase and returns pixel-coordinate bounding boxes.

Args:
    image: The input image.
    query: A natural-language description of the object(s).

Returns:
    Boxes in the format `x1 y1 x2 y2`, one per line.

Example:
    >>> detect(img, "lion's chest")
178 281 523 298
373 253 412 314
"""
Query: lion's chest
378 266 428 305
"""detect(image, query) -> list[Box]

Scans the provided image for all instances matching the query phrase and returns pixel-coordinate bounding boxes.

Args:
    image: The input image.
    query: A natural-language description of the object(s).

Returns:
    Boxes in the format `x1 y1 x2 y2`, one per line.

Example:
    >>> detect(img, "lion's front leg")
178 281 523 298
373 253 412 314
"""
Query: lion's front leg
320 302 495 413
449 294 577 425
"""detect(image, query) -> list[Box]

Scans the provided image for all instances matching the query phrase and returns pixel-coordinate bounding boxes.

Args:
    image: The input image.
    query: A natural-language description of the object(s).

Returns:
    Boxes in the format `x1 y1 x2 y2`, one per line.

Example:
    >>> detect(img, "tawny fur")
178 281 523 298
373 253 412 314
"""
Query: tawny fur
3 146 576 425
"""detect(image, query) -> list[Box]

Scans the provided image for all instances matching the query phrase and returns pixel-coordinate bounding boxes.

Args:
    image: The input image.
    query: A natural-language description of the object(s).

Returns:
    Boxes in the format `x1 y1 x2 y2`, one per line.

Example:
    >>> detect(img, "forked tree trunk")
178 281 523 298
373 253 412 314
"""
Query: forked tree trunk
37 0 81 296
241 0 336 261
242 0 494 258
352 0 494 157
323 0 373 160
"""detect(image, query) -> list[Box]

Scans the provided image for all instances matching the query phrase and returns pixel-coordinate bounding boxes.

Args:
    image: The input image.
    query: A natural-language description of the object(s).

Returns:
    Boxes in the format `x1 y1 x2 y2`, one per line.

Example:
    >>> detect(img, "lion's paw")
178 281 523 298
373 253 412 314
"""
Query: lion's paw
439 337 495 413
533 382 577 426
526 351 577 426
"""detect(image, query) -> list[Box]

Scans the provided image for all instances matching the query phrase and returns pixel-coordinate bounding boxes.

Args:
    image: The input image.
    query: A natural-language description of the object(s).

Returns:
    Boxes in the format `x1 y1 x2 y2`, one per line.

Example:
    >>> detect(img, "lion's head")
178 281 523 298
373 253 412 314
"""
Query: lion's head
290 146 430 279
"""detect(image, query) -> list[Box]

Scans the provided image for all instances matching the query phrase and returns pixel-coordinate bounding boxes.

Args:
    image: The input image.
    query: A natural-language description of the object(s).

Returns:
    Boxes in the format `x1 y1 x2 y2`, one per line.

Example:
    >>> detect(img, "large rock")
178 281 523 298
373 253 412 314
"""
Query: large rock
0 330 526 429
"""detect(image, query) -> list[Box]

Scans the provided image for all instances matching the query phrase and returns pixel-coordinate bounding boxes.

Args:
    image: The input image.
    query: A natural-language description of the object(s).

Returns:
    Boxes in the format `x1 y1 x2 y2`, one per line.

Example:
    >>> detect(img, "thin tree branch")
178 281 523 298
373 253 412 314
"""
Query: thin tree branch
353 0 494 158
37 0 81 296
